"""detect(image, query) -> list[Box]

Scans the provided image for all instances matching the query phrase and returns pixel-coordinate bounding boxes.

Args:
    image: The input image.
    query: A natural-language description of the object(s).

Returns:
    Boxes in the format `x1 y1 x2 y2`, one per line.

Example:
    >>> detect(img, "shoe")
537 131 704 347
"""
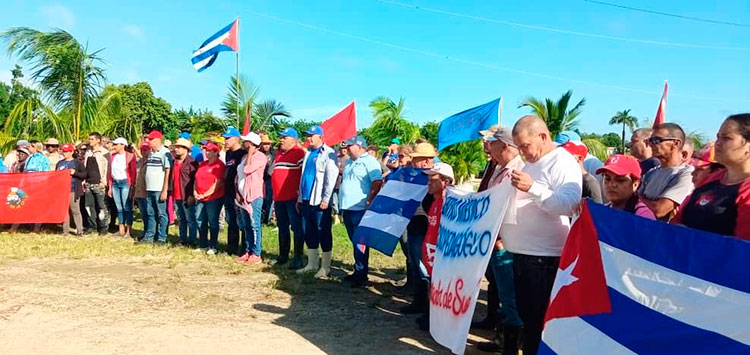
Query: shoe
477 326 503 353
314 251 332 279
244 255 262 265
343 273 356 282
350 277 368 288
471 317 498 330
236 253 251 262
399 303 425 315
296 249 319 274
415 314 430 331
269 258 288 266
288 257 304 270
206 248 217 255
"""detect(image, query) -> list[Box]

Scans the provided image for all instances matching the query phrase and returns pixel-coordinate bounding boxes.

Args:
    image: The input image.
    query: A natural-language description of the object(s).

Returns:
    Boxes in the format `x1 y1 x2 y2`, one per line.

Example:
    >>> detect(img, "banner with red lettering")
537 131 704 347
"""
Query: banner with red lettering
0 170 71 223
429 180 514 354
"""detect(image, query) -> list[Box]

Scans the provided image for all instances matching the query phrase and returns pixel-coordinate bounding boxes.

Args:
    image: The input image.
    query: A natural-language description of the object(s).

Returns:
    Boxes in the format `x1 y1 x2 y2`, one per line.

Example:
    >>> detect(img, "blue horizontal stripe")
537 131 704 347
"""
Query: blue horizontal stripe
355 226 400 256
191 44 234 63
197 20 235 48
194 55 217 72
581 287 749 354
588 200 750 293
385 167 429 185
538 341 557 355
367 195 421 217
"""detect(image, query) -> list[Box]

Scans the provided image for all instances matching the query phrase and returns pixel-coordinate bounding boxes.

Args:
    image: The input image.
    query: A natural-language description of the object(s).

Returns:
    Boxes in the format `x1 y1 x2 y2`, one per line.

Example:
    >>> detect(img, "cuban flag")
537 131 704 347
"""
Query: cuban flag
354 167 429 256
191 19 239 72
541 200 750 354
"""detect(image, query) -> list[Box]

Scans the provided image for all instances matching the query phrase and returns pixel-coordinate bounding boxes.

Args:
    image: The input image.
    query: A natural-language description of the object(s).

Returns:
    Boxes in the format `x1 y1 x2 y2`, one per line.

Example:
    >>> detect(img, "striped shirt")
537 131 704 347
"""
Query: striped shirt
271 145 306 202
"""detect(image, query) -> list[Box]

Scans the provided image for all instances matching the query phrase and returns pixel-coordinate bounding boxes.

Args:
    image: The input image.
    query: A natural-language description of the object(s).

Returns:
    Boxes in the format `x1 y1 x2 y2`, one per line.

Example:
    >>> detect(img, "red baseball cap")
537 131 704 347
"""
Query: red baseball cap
147 130 163 140
61 144 75 152
690 144 717 168
561 141 588 158
596 154 642 180
204 142 221 152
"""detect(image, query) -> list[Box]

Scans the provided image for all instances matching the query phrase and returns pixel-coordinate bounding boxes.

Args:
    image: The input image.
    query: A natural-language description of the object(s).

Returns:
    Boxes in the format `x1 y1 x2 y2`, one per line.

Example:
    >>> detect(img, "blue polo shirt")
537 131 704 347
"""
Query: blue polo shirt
300 147 321 201
339 153 383 211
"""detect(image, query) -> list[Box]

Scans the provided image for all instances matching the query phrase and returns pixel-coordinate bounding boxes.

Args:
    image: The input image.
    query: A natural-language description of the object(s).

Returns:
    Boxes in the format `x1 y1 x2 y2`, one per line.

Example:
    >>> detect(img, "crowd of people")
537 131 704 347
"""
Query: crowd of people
2 112 749 354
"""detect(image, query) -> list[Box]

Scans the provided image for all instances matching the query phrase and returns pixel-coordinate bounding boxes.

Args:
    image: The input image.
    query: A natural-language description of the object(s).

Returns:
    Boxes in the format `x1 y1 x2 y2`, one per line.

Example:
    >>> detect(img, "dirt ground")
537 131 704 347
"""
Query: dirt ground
0 257 495 354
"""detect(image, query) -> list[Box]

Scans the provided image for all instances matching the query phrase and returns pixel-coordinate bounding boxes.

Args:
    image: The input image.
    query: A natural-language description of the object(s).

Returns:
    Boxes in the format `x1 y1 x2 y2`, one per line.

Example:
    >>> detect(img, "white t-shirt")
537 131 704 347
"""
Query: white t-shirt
111 153 128 181
500 148 583 257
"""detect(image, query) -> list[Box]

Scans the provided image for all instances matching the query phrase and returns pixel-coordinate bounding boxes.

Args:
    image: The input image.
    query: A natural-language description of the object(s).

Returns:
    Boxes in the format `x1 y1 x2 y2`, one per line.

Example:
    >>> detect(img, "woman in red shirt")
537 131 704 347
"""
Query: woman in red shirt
193 142 225 254
674 114 750 240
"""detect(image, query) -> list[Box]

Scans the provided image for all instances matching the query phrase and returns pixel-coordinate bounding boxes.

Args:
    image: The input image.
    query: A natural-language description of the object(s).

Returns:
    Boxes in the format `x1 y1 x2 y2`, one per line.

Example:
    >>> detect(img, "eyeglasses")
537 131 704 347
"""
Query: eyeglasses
648 136 679 145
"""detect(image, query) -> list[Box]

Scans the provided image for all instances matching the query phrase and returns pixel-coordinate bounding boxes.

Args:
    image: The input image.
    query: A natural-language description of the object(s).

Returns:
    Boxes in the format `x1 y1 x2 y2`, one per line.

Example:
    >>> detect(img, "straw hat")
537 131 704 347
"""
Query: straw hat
410 142 437 158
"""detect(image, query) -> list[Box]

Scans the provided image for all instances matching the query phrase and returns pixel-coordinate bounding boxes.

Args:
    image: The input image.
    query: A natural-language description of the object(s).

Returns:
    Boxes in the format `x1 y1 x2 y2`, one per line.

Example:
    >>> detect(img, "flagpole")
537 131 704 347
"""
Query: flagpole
235 17 241 128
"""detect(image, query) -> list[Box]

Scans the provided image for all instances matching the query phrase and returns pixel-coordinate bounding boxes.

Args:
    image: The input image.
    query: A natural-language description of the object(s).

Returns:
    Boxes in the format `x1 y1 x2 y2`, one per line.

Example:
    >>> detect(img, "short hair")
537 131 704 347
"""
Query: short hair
88 132 102 140
101 136 111 143
632 128 653 140
398 146 413 155
366 145 379 153
512 115 549 137
726 113 750 141
414 138 428 144
29 139 40 145
654 123 686 148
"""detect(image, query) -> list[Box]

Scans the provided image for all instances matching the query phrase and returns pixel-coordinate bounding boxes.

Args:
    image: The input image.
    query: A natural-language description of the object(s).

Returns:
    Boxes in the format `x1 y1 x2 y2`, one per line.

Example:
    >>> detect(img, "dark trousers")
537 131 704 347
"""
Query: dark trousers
84 184 109 233
275 200 302 262
224 195 244 255
301 202 333 252
513 253 560 355
342 209 369 280
262 179 273 224
485 264 499 322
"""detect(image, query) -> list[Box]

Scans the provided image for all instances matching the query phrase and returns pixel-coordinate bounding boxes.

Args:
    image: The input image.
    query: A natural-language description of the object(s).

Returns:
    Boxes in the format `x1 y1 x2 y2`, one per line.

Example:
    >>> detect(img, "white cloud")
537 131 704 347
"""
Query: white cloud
40 4 75 30
122 24 145 40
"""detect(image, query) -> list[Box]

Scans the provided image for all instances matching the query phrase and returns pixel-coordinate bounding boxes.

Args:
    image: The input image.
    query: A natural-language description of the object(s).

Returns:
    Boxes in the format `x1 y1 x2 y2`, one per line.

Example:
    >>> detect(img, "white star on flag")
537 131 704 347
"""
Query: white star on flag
550 256 579 303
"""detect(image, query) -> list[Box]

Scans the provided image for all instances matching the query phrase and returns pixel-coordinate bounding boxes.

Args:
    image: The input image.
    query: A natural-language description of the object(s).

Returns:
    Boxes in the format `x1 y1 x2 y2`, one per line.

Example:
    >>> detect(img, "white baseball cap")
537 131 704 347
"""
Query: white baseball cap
425 162 455 184
113 137 128 146
241 132 261 146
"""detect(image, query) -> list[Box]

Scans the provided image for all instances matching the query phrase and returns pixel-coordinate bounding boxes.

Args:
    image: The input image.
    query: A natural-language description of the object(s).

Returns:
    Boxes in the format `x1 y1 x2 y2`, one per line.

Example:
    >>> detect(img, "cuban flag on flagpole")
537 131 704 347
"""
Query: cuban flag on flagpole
191 19 239 72
540 200 750 354
353 167 429 256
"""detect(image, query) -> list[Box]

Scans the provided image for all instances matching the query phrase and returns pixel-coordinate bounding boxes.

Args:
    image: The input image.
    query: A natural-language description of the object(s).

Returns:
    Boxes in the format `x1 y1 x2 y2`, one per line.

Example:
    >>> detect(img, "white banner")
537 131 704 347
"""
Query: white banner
429 181 514 354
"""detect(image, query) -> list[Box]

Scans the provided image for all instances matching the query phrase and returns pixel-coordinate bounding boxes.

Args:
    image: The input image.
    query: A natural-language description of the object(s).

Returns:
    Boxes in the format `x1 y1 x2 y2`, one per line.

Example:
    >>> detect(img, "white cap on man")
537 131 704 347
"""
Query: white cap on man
241 132 261 146
425 162 455 184
113 137 128 146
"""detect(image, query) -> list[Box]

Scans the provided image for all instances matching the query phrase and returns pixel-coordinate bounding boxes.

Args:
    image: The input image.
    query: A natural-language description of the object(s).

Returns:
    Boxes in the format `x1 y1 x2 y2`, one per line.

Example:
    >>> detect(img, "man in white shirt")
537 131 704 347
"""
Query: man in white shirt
503 115 582 355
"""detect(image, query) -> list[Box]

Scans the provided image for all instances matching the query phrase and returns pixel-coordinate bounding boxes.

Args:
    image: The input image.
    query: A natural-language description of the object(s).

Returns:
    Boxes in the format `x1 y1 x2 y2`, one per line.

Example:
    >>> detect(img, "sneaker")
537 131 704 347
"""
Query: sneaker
206 248 217 255
236 253 251 262
244 255 262 265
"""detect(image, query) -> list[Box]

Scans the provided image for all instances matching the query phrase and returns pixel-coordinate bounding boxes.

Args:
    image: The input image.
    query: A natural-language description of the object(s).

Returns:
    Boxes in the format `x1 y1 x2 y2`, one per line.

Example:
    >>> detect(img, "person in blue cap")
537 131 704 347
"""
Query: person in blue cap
339 135 384 287
555 130 604 193
297 125 338 278
222 126 247 256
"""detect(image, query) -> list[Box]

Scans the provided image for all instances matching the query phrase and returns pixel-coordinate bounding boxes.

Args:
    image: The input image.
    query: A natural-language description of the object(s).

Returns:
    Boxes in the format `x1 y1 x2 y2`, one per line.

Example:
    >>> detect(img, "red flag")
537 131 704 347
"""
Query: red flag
320 101 357 146
242 103 252 135
544 202 611 324
652 81 668 128
0 170 71 223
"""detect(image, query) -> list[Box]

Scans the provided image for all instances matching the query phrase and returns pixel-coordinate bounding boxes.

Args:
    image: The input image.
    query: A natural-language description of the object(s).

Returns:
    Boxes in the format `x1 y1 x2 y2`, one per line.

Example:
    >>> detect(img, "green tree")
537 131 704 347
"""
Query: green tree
252 99 290 139
582 138 610 161
368 96 420 148
98 82 172 142
2 27 107 140
277 118 321 140
222 74 258 128
518 90 585 138
438 140 485 185
600 132 622 148
687 130 707 150
609 109 638 153
171 107 227 142
420 121 439 146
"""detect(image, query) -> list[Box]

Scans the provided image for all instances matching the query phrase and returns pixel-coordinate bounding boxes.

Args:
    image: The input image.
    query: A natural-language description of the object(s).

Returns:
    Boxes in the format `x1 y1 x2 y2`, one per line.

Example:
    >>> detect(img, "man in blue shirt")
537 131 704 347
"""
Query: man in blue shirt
297 125 338 278
339 136 384 287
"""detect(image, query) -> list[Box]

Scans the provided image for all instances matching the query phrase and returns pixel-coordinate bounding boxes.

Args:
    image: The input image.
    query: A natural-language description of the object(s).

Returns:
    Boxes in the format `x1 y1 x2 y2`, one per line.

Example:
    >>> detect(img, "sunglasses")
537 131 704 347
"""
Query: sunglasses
648 136 679 145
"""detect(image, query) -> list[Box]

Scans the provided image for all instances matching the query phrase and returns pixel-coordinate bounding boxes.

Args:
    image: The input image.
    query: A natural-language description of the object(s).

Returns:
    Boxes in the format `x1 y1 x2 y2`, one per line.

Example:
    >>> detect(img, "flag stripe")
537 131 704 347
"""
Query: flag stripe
600 241 750 346
377 180 428 202
589 202 750 292
581 287 748 353
357 211 411 238
192 55 216 70
542 317 635 355
354 226 401 256
367 195 421 217
192 32 231 58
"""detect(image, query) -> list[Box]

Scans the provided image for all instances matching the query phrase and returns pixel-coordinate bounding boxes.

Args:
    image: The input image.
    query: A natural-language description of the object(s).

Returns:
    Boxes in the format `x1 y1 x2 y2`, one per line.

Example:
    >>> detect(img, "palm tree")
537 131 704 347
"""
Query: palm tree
368 96 420 148
438 140 485 185
2 27 107 140
582 138 610 161
609 109 638 153
221 74 258 127
252 99 291 138
518 90 585 139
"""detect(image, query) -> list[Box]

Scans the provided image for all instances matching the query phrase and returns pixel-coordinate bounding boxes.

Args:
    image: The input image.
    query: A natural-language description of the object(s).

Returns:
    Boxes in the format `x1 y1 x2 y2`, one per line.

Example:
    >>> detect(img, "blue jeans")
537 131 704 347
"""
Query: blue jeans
342 209 369 279
175 199 198 246
407 231 427 280
111 179 133 225
144 191 168 242
195 199 223 249
491 249 522 327
238 198 264 256
224 195 243 255
301 202 333 252
275 200 303 261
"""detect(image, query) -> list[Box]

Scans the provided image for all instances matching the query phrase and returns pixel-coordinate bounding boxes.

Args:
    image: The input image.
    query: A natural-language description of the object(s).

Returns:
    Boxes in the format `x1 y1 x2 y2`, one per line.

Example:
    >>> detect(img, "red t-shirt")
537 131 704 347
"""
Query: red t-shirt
173 160 183 201
271 145 306 202
195 159 225 202
422 194 444 277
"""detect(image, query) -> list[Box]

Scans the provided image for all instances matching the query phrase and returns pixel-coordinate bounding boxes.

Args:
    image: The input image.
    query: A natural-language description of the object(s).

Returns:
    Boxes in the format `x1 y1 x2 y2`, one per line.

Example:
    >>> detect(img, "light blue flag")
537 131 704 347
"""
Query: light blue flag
437 98 501 151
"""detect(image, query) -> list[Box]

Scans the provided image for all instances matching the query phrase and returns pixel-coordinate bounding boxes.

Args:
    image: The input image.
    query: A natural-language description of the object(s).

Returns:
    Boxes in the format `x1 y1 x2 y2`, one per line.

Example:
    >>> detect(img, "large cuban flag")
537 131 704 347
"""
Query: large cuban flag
541 200 750 354
191 19 239 72
354 167 429 256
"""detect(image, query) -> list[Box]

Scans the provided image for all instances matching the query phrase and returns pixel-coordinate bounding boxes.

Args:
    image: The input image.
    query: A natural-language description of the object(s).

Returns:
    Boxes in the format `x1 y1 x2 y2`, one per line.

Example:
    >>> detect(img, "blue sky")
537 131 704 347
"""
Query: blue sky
1 0 748 139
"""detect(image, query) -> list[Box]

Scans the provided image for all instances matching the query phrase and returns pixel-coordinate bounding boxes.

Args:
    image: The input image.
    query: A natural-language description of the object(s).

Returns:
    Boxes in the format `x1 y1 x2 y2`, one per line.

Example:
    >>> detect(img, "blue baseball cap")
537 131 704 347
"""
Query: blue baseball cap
555 130 582 146
179 132 191 139
304 125 324 136
222 126 241 138
279 127 299 139
343 135 367 147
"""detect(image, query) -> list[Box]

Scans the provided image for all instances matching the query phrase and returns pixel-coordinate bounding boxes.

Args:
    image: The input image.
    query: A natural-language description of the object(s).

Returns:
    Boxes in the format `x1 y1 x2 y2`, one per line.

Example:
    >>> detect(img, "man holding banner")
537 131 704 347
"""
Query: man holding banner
500 116 582 355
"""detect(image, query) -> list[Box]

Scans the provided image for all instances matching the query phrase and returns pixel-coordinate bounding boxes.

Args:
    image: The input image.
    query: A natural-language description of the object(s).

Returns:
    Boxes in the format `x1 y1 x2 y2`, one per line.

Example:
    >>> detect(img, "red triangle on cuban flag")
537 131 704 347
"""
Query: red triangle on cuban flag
222 19 239 52
544 201 612 324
